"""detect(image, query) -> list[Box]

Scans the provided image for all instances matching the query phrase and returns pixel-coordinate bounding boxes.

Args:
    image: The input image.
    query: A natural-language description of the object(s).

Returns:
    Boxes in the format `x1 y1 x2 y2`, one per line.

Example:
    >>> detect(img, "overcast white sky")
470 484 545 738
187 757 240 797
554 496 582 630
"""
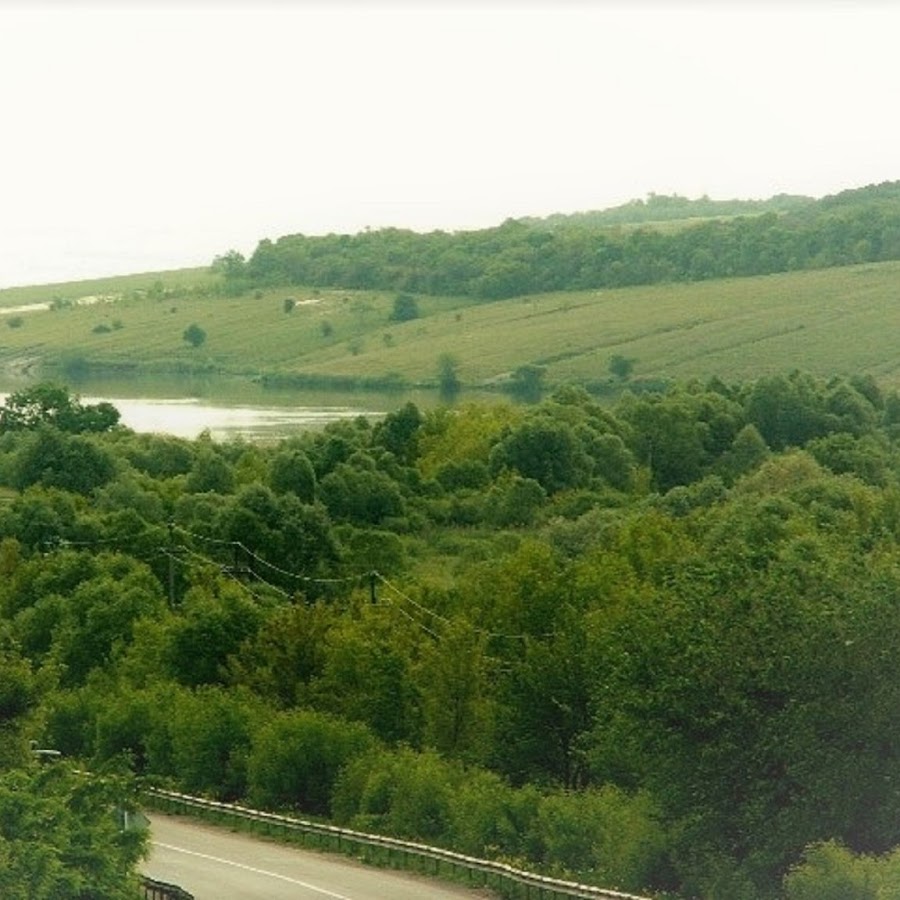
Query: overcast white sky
1 1 898 288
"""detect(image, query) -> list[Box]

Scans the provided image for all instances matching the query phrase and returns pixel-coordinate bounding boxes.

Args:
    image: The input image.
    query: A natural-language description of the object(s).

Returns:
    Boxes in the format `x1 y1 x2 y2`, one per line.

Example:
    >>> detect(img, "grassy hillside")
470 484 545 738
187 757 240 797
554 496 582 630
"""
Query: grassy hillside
0 267 216 308
1 259 899 391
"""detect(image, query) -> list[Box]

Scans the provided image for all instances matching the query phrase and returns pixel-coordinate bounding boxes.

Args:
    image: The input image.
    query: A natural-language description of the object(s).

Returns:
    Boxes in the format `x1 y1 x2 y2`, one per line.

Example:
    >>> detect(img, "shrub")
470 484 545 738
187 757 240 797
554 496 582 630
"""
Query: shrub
783 841 883 900
609 354 635 379
14 428 116 494
167 686 261 800
388 293 419 322
332 748 456 841
486 474 547 527
319 463 405 525
447 768 539 858
532 786 669 892
183 322 206 348
248 710 377 815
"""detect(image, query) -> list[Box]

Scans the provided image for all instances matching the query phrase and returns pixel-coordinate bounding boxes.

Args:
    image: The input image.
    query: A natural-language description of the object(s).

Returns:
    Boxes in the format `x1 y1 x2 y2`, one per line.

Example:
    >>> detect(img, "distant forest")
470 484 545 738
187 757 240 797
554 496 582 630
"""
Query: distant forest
217 181 900 299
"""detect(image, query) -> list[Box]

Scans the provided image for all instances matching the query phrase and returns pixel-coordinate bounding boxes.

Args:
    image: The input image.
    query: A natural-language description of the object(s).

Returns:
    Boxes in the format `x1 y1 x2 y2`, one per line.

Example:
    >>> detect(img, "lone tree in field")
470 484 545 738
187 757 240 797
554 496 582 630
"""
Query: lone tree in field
388 293 419 323
183 323 207 349
437 353 461 400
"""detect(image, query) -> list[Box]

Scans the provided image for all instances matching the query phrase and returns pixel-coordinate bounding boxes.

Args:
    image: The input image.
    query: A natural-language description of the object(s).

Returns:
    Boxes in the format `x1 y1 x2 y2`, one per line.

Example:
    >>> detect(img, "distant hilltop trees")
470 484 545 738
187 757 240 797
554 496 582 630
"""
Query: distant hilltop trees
215 181 900 300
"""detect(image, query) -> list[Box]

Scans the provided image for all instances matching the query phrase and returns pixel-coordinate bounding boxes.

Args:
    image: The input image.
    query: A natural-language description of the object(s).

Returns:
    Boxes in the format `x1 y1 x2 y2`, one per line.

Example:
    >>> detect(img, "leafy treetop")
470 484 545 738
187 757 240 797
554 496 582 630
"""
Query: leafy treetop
0 384 119 434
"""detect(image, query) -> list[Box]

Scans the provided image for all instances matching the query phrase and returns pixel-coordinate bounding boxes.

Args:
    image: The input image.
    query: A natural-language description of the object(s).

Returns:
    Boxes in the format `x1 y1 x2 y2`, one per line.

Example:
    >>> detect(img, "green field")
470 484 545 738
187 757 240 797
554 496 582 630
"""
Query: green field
2 260 899 391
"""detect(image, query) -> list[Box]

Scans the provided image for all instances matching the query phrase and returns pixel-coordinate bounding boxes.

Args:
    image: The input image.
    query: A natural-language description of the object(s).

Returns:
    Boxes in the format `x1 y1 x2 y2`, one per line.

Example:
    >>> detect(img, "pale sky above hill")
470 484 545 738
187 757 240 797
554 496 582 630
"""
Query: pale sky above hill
1 1 898 288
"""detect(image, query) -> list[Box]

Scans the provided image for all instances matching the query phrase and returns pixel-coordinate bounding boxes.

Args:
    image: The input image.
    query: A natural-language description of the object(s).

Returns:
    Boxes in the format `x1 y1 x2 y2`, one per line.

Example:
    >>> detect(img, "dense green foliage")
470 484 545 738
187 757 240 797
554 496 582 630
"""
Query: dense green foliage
0 382 119 434
6 377 900 897
221 182 900 300
0 766 146 900
0 582 147 896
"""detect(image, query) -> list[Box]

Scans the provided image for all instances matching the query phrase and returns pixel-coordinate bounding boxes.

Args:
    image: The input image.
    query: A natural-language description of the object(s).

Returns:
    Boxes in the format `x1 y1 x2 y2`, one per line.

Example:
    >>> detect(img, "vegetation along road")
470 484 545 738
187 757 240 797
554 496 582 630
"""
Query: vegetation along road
144 814 493 900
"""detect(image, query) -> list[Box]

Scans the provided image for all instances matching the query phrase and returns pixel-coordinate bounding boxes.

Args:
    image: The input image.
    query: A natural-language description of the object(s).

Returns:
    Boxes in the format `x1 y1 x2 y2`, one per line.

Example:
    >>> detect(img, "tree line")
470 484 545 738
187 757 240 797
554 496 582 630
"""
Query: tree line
214 181 900 300
5 374 900 897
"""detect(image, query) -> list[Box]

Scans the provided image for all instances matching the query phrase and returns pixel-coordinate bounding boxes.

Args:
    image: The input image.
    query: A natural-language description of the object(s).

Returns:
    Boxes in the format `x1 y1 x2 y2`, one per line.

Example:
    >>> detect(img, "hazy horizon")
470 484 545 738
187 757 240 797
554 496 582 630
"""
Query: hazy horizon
2 2 898 289
0 179 880 292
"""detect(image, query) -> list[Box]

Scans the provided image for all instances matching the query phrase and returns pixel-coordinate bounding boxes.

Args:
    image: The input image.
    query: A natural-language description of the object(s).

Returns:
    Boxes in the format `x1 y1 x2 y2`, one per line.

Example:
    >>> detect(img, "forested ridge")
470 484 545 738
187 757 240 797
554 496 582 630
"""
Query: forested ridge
218 181 900 300
5 375 900 897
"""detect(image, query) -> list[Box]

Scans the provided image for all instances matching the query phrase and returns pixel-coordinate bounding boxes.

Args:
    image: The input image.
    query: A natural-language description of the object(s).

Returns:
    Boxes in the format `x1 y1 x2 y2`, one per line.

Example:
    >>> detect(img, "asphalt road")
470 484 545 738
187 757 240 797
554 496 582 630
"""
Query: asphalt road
144 814 495 900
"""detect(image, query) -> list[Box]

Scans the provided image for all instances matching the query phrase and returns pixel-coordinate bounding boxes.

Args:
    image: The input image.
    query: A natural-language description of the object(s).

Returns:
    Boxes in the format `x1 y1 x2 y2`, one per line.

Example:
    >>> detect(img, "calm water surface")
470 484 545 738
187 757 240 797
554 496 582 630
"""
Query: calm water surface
93 396 384 441
0 375 481 441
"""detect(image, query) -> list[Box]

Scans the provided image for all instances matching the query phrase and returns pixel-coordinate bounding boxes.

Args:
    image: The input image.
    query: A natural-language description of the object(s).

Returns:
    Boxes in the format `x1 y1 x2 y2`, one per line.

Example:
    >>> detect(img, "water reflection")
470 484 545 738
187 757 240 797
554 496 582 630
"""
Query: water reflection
0 375 502 442
93 396 381 441
0 381 388 442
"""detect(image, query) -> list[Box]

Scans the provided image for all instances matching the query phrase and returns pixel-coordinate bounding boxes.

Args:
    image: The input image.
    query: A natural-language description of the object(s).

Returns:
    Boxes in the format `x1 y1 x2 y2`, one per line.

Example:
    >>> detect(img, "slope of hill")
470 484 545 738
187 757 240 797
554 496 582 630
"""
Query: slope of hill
2 259 900 393
2 179 899 393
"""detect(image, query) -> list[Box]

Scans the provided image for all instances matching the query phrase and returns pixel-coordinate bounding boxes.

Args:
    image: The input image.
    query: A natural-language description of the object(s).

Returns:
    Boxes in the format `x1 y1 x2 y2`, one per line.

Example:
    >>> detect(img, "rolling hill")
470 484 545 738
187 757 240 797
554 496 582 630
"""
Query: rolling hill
1 181 899 395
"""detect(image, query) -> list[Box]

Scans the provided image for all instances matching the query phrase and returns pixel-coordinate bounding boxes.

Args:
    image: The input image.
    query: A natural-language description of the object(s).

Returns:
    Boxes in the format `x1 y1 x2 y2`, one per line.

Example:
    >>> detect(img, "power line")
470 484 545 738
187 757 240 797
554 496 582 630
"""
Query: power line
171 523 365 587
373 570 541 642
175 545 293 600
33 527 545 643
372 572 452 626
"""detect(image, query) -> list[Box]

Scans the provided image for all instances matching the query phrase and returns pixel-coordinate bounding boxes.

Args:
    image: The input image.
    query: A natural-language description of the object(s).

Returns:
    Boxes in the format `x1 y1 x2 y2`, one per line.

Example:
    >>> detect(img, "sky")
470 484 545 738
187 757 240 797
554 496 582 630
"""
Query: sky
1 1 899 288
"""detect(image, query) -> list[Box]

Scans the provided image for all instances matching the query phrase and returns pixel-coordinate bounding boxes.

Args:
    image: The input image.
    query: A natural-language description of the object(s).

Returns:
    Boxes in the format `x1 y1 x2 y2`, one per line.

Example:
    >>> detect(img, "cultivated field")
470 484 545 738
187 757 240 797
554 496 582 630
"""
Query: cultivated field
1 260 899 390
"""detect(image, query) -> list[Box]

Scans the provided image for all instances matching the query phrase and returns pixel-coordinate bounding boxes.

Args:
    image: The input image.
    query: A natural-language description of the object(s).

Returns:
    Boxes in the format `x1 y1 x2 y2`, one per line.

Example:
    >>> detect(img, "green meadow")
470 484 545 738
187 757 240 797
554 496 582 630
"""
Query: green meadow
1 259 899 391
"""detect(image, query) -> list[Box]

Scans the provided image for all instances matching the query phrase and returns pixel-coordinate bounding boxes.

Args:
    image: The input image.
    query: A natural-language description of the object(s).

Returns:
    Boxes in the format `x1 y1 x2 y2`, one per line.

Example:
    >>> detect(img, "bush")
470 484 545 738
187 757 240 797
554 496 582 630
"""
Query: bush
183 322 206 348
339 527 406 573
437 353 461 398
388 293 419 322
248 709 377 815
332 748 457 841
609 354 635 379
42 687 98 761
532 786 669 892
269 449 316 502
783 841 884 900
319 463 405 525
166 686 261 800
14 428 116 495
92 685 161 774
486 474 546 527
434 459 490 491
447 769 539 859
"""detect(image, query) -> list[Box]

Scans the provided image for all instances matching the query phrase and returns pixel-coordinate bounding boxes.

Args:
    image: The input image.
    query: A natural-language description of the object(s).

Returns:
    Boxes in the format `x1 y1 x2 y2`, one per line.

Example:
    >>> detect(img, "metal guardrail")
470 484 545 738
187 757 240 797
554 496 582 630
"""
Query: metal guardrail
140 875 194 900
146 788 652 900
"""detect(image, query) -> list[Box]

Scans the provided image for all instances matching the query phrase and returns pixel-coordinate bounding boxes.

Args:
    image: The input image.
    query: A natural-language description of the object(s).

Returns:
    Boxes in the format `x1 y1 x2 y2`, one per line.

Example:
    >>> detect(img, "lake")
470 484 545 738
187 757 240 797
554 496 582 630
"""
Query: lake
0 374 495 441
84 396 385 441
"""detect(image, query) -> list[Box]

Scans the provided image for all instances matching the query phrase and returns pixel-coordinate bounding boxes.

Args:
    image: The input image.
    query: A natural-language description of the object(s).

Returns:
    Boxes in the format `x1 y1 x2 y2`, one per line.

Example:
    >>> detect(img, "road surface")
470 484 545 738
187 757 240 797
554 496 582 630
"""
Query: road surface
144 814 495 900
